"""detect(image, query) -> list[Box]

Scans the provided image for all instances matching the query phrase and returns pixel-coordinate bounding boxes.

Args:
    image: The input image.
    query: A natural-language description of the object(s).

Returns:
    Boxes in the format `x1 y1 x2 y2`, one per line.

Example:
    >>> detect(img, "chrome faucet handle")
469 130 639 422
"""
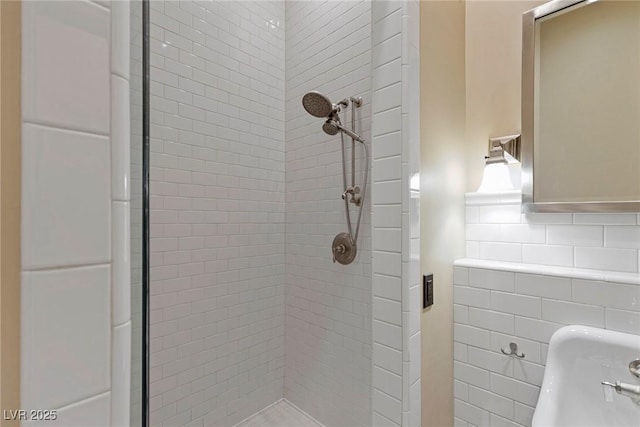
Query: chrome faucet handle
630 359 640 378
602 380 640 404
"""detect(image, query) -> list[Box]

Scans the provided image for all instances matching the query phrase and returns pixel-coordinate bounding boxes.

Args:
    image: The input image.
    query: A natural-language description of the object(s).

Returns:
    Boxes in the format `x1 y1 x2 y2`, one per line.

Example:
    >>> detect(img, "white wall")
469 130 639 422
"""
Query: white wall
21 0 131 424
147 1 286 426
284 2 372 426
370 1 421 426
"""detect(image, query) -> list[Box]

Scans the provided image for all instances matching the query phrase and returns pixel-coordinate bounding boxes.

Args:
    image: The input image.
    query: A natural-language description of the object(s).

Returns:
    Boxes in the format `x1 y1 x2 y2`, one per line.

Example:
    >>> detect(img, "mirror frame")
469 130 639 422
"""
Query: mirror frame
521 0 640 213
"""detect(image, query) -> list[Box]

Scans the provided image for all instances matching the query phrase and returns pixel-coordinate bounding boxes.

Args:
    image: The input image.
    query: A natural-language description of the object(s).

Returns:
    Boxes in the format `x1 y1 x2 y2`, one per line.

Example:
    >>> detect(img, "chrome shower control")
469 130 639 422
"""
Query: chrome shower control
630 359 640 378
332 232 356 265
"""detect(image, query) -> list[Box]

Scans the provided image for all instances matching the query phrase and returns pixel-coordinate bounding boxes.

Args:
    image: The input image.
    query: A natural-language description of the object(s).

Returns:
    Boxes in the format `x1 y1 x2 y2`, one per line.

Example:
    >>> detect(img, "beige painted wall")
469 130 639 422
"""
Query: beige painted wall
421 1 550 424
420 1 466 426
465 0 545 192
0 1 21 424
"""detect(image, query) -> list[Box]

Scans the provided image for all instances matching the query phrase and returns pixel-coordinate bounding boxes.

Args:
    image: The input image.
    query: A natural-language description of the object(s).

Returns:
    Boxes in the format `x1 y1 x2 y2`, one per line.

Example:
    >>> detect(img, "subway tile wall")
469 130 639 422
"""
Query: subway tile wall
371 1 421 426
459 190 640 426
148 1 286 426
453 264 640 427
21 0 131 425
284 1 372 426
466 191 640 273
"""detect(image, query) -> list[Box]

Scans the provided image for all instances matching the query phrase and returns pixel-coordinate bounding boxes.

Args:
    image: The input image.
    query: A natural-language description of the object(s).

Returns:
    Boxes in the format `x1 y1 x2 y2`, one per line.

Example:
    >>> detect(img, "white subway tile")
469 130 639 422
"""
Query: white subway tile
454 361 490 389
491 291 541 319
373 34 402 67
373 297 402 327
522 244 573 267
541 299 604 328
547 225 603 247
490 373 540 407
374 205 402 228
514 317 562 343
22 125 110 269
373 274 402 301
454 304 469 324
468 386 514 420
454 380 469 401
466 242 480 258
112 201 131 326
453 285 491 309
111 322 131 427
454 342 468 363
112 75 131 201
24 392 111 427
479 242 522 262
111 0 130 79
513 360 544 387
478 204 522 224
22 266 110 409
23 1 110 133
499 224 546 244
605 308 640 334
469 269 515 292
373 367 402 401
454 267 469 286
466 206 479 224
469 308 515 335
604 226 640 249
373 58 402 91
373 251 402 277
454 324 491 349
490 414 520 427
373 82 402 114
575 247 638 272
515 273 571 300
374 228 402 253
373 343 402 376
373 180 402 204
572 279 640 312
467 346 512 377
466 224 500 242
514 402 535 427
454 399 490 427
373 107 402 136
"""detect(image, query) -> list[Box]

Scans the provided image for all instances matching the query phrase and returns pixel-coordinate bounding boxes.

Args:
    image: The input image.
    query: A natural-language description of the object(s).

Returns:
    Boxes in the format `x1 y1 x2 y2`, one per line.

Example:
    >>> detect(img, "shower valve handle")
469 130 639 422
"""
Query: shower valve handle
332 244 346 262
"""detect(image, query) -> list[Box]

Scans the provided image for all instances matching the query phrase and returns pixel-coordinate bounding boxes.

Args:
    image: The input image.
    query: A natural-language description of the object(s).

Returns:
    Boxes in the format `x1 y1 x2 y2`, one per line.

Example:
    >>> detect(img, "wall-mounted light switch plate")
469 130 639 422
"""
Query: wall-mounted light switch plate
423 274 434 309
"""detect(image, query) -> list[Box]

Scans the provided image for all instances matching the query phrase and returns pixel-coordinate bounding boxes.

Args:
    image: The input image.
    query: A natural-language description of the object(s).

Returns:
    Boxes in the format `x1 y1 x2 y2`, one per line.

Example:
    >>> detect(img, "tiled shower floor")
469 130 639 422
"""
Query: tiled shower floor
235 400 323 427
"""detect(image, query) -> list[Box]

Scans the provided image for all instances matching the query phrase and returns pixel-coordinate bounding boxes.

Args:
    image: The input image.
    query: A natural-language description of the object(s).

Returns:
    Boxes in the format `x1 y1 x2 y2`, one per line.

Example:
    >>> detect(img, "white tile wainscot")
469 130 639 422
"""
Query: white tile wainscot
452 259 640 427
465 190 640 273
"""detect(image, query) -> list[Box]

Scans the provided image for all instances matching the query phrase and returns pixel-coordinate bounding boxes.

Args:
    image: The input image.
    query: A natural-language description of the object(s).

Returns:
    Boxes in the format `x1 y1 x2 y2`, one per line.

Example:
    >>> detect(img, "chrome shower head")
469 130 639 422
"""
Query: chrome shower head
322 119 340 136
323 118 365 143
302 91 334 118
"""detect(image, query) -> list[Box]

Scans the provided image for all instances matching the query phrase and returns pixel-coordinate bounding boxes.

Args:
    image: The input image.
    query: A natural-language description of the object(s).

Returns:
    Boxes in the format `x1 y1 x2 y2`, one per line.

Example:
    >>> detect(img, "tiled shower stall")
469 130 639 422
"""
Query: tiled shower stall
142 1 421 426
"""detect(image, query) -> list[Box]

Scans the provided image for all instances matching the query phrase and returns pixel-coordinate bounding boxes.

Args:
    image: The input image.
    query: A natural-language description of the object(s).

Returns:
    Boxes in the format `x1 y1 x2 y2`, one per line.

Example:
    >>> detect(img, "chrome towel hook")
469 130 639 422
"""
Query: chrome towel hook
501 342 525 358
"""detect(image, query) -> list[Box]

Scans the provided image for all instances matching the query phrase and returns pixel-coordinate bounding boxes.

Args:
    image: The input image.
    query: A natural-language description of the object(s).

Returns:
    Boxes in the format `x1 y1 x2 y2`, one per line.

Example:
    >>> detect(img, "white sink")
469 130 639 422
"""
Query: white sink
533 325 640 427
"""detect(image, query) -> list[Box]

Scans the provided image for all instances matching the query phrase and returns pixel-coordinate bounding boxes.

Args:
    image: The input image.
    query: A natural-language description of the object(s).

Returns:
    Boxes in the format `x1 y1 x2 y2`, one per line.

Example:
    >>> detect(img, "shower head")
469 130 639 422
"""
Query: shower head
302 91 334 118
322 119 340 136
323 118 365 143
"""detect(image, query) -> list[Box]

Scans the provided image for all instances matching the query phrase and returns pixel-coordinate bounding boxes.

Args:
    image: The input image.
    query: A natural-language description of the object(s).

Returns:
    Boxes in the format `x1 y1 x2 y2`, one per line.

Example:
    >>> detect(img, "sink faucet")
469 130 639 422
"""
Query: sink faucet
602 380 640 405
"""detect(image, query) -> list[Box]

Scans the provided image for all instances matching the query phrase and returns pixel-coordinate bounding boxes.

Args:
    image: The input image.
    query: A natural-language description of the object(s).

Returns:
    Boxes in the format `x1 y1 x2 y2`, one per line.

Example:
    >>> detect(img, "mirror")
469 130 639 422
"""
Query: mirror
522 0 640 212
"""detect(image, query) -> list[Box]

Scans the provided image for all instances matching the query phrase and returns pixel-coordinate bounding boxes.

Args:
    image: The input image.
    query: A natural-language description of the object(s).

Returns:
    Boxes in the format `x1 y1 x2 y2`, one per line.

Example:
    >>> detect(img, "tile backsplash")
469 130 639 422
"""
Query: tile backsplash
466 191 640 273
